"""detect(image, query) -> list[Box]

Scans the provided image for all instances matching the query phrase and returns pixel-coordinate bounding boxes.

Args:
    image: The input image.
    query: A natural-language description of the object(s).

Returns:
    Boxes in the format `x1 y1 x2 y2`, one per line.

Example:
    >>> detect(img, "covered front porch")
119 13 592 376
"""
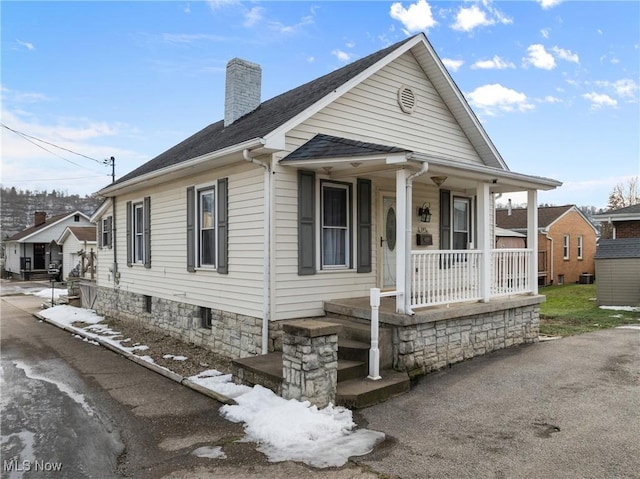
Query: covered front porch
282 134 561 315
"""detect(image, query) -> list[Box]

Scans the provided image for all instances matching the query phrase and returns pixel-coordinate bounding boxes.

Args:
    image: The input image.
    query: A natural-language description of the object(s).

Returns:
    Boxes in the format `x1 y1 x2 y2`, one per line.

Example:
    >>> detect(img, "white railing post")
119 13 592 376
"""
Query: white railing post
368 287 382 380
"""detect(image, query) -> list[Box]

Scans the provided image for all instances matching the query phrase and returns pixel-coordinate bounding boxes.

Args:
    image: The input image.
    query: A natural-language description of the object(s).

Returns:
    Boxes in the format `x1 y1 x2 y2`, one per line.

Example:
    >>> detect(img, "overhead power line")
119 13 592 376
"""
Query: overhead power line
1 122 106 170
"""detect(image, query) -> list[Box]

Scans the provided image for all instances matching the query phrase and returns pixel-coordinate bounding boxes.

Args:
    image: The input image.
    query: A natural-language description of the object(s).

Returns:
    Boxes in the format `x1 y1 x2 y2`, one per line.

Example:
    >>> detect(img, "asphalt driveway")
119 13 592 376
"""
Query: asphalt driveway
357 327 640 479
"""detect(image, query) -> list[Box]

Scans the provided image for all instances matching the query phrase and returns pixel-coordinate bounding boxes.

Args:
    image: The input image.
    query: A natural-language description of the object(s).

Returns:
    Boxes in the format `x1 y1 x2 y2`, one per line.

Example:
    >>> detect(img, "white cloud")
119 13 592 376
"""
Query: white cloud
552 46 579 64
523 44 556 70
389 0 437 34
596 79 639 100
442 58 464 72
541 28 550 39
452 4 492 32
346 40 356 49
160 33 226 44
268 13 314 34
537 0 562 9
307 56 315 63
539 95 563 103
471 55 515 70
467 83 534 116
332 49 353 63
16 39 35 51
451 2 511 33
582 92 618 108
244 6 264 27
207 0 239 9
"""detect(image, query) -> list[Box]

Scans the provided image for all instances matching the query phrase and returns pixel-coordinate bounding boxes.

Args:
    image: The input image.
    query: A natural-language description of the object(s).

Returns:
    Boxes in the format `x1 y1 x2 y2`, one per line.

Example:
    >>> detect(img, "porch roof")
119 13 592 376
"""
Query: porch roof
281 134 562 193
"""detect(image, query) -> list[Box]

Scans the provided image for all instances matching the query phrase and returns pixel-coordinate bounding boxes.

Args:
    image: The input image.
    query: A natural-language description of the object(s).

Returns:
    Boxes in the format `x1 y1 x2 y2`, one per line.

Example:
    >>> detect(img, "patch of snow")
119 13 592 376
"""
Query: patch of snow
599 305 640 312
39 305 104 326
617 325 640 330
27 288 66 299
137 355 155 363
13 360 94 416
191 445 226 459
163 354 188 361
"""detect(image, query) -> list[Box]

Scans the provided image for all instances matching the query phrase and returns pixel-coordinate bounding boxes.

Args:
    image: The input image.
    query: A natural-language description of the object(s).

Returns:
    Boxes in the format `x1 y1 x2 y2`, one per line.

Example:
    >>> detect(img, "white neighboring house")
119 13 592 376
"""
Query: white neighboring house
90 33 561 377
4 211 92 280
57 226 97 280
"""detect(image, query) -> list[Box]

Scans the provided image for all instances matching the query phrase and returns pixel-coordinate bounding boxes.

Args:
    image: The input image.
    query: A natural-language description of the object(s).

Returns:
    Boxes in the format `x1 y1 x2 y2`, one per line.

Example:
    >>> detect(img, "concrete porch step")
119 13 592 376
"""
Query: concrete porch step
338 359 368 382
338 338 369 364
336 370 411 409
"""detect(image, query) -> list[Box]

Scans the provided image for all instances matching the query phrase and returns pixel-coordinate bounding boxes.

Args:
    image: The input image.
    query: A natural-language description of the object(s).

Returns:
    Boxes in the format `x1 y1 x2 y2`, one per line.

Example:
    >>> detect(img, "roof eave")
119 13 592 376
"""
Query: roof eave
98 137 266 197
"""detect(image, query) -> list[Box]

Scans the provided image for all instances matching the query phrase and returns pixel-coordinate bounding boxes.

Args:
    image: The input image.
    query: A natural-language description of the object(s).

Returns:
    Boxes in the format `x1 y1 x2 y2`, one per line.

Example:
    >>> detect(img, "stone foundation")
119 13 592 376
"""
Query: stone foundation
94 286 273 359
394 303 540 377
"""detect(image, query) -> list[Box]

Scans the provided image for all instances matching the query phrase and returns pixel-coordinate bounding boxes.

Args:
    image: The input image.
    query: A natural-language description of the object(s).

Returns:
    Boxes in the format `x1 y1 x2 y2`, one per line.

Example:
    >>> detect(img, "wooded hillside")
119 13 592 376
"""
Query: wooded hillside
0 187 101 239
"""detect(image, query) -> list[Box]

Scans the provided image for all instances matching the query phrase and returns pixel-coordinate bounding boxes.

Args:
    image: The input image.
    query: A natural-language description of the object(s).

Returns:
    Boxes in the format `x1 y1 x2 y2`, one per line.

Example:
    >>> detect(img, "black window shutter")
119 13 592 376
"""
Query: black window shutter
439 189 451 250
143 196 151 268
298 170 316 275
186 187 196 272
126 201 132 267
106 216 113 249
357 178 372 273
217 178 228 274
97 218 103 249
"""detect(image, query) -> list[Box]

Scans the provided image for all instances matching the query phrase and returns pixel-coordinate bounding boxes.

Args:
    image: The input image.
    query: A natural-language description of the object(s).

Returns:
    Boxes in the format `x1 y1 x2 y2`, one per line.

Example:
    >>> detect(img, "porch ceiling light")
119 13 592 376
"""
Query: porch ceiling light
431 176 447 187
418 202 432 223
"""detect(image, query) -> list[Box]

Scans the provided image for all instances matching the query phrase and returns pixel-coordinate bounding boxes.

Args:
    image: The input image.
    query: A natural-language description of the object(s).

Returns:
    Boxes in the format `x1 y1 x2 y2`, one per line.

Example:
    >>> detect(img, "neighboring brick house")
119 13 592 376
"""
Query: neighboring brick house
496 205 598 286
592 204 640 239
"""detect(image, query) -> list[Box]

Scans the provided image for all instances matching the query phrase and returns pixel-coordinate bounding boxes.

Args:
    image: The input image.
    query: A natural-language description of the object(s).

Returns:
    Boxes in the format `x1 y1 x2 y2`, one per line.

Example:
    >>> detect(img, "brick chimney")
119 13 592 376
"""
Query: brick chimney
224 58 261 127
34 211 47 226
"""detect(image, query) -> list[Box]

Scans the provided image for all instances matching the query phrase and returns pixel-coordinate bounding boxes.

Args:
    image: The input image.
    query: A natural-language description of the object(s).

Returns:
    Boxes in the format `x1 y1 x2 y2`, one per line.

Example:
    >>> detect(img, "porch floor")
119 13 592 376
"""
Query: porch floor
324 293 546 327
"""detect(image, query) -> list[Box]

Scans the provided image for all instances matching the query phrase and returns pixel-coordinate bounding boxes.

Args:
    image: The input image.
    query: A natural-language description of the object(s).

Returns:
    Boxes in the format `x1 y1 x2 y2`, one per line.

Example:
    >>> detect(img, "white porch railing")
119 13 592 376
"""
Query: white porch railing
410 249 533 308
490 248 532 297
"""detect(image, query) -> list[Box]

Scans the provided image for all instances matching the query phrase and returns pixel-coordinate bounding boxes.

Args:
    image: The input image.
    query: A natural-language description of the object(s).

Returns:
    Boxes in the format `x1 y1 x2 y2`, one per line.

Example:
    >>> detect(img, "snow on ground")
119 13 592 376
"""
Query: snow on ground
27 288 67 300
163 354 188 361
599 305 640 312
36 302 386 468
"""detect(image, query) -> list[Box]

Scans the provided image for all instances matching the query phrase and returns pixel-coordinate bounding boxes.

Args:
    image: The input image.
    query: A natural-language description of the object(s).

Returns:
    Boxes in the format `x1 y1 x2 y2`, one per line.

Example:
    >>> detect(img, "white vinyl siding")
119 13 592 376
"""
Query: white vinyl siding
103 163 265 318
287 51 483 165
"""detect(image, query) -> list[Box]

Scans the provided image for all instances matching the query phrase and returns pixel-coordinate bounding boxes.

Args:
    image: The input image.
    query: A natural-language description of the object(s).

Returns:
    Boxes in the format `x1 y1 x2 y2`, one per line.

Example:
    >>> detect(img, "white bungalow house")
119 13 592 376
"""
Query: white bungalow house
91 34 561 402
4 211 92 280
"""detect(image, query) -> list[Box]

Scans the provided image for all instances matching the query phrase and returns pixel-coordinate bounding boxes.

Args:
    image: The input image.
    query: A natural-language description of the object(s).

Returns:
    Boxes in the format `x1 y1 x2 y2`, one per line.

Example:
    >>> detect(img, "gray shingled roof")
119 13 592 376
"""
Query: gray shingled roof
7 212 72 242
595 238 640 259
112 36 416 187
282 134 408 162
600 204 640 216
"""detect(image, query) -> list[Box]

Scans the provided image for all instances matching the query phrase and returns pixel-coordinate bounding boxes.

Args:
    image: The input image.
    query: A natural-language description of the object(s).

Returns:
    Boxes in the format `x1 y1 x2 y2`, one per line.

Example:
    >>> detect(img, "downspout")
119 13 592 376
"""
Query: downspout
545 232 554 285
243 149 271 355
404 161 429 314
113 200 119 285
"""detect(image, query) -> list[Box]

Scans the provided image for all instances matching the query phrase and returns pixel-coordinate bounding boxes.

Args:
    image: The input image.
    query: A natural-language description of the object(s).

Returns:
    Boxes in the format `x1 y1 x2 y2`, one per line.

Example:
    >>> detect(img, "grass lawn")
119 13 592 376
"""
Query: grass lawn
539 283 640 336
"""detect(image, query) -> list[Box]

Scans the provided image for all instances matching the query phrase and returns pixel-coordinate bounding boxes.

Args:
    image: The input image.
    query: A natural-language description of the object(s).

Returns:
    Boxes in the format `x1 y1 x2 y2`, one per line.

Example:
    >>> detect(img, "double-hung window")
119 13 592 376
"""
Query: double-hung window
577 235 583 259
453 197 471 250
133 203 144 263
198 187 216 267
321 182 350 268
563 234 570 260
186 179 228 274
126 197 151 268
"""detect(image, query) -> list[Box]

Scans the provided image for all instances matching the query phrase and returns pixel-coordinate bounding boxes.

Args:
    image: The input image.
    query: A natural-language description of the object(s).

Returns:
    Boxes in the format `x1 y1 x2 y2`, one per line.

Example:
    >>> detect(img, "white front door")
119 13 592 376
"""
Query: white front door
381 195 397 289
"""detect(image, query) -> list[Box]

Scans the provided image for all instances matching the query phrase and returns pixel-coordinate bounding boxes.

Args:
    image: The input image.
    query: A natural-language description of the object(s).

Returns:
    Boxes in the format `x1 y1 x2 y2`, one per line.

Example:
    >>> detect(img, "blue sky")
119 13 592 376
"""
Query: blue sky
1 0 638 209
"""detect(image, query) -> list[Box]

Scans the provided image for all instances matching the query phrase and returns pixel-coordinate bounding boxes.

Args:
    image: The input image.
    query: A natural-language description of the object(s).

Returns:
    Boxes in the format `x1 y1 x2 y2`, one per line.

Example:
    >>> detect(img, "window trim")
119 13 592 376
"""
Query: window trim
318 180 353 270
198 186 216 269
563 234 570 260
133 202 145 264
577 235 583 260
452 195 472 250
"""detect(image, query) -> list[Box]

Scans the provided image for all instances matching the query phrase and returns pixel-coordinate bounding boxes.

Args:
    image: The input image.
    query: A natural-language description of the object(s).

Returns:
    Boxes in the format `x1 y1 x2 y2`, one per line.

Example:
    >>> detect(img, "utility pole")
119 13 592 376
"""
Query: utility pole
104 156 115 183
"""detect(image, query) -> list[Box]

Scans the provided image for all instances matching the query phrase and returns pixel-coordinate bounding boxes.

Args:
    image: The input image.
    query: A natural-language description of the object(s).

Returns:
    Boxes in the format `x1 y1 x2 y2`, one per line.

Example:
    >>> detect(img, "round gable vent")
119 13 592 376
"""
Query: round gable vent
398 85 416 114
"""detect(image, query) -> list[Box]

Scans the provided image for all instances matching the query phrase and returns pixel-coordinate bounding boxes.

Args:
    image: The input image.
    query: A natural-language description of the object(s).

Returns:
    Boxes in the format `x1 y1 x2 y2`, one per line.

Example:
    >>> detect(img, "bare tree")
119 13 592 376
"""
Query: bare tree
607 176 639 210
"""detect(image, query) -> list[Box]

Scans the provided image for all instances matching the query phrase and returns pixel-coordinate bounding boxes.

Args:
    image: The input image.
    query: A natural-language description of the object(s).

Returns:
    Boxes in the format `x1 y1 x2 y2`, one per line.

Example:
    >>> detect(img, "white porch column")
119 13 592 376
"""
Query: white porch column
527 190 538 295
476 182 491 302
395 169 407 313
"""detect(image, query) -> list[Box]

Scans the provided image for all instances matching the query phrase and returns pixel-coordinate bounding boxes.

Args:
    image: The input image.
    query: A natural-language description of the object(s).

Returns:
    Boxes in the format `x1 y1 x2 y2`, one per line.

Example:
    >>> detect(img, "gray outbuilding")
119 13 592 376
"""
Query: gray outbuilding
594 238 640 306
